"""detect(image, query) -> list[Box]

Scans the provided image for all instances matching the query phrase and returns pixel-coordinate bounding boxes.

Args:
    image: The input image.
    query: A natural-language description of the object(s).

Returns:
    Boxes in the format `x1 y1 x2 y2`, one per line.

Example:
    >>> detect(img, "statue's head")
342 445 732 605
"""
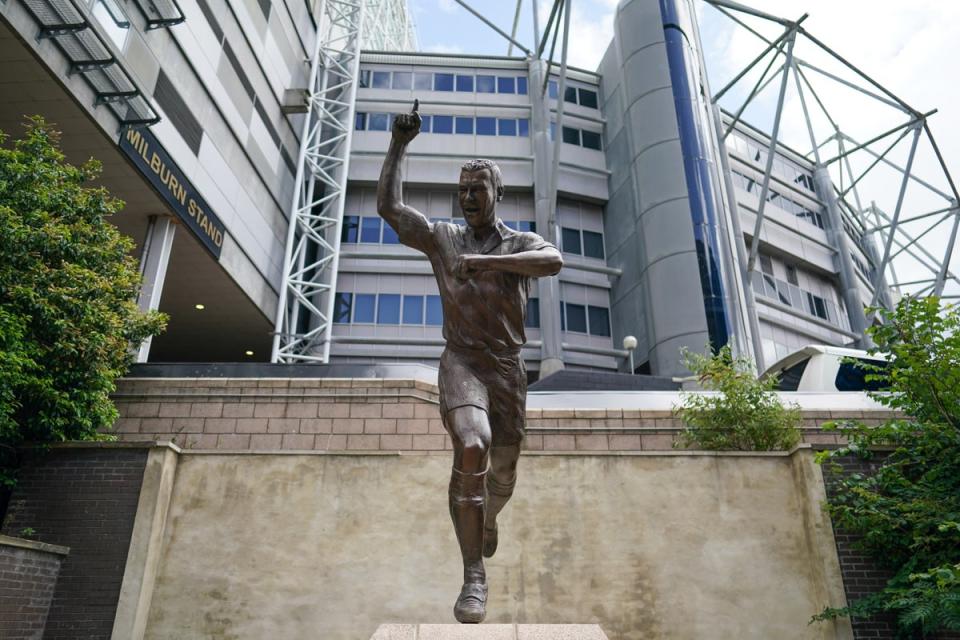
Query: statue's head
458 159 503 229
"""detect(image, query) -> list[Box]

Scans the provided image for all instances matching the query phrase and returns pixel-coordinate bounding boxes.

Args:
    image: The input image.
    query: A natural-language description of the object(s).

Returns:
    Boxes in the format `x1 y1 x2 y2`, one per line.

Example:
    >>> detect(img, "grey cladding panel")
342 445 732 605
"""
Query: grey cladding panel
154 70 204 155
196 0 224 42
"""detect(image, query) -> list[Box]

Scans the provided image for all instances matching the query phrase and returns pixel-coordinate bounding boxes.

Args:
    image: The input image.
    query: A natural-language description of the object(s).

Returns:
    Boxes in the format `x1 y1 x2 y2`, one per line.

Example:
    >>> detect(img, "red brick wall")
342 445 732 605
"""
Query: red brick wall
110 377 896 453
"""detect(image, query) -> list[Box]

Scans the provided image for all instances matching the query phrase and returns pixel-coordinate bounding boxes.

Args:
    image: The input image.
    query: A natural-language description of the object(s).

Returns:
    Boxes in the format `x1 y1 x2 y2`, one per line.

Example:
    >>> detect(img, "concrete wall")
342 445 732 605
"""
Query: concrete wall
137 447 851 639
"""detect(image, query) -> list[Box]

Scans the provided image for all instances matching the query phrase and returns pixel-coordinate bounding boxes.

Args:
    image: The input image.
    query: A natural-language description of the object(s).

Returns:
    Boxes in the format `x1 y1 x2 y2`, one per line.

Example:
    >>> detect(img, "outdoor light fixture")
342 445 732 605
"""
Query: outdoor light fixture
622 335 638 374
195 304 205 310
245 350 254 356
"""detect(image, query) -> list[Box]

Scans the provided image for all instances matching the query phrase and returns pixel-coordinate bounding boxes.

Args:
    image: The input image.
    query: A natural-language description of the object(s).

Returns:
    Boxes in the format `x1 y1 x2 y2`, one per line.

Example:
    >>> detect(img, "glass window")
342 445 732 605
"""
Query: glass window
377 294 401 324
578 88 598 109
392 71 412 90
455 116 474 134
341 215 359 243
517 77 528 94
413 72 432 90
518 221 536 233
476 75 496 93
354 113 366 130
382 222 400 244
497 76 516 94
581 130 602 150
425 295 443 325
517 118 529 137
498 119 516 136
561 227 581 255
566 303 587 333
549 121 556 140
759 254 774 275
333 292 352 324
786 264 798 285
563 86 577 103
835 358 890 391
588 306 610 337
434 73 454 91
548 80 559 99
360 216 381 243
476 117 496 136
359 70 370 88
353 294 376 323
504 221 518 230
560 301 565 331
775 279 792 306
402 295 424 324
582 230 604 259
562 126 580 145
432 115 453 134
419 115 431 132
372 71 391 88
92 0 129 49
368 113 389 131
455 75 474 92
525 298 540 328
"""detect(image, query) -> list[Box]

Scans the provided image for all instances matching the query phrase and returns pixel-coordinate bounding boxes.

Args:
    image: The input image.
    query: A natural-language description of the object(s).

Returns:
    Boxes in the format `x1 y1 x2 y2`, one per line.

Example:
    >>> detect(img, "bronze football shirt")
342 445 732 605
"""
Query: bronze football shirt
396 216 553 353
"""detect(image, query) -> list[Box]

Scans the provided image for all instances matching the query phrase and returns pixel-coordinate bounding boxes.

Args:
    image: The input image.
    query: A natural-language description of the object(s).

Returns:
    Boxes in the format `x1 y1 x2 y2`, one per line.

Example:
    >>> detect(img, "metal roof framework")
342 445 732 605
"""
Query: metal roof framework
702 0 960 324
271 0 582 363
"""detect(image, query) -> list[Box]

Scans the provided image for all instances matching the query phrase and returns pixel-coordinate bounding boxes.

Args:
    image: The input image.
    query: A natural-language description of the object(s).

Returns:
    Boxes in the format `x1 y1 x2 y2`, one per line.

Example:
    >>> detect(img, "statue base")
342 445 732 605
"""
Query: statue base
370 624 609 639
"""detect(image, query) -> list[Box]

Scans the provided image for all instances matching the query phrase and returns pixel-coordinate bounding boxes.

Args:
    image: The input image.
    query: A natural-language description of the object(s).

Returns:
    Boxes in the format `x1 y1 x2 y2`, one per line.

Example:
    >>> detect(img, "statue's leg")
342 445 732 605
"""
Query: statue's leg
483 443 520 558
445 405 491 623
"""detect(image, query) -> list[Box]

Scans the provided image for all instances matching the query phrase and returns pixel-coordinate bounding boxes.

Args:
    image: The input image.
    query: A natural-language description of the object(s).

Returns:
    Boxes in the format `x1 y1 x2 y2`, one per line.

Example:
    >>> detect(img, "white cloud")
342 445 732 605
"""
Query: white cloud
424 43 464 54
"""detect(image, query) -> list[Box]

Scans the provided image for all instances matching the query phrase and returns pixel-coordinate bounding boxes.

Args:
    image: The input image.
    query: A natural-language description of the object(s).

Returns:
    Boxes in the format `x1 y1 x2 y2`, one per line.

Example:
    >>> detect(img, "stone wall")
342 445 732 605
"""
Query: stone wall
1 446 148 639
109 377 895 452
0 536 68 640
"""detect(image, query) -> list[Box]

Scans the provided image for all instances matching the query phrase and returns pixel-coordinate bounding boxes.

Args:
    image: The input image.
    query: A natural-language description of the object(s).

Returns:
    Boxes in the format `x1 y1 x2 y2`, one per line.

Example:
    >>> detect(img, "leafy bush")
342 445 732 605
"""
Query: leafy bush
0 119 166 485
675 345 802 451
814 297 960 636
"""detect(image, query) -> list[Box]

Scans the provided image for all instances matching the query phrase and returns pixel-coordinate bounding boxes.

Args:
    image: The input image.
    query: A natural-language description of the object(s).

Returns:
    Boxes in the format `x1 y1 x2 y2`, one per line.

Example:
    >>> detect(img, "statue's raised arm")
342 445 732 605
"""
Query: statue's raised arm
376 99 433 253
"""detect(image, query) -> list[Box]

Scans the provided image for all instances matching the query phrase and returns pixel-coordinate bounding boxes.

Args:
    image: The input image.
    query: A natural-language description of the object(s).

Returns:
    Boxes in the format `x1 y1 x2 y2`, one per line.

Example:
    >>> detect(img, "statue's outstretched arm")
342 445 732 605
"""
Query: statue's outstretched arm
376 100 432 252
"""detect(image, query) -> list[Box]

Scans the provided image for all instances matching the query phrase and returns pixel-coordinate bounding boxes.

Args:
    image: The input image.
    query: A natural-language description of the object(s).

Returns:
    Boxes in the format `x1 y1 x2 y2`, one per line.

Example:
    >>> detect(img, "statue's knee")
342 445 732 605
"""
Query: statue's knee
458 438 489 472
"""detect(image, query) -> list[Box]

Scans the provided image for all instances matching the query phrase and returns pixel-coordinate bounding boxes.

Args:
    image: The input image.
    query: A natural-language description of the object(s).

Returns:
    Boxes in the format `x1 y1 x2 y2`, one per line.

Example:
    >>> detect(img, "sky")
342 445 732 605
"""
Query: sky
406 0 960 298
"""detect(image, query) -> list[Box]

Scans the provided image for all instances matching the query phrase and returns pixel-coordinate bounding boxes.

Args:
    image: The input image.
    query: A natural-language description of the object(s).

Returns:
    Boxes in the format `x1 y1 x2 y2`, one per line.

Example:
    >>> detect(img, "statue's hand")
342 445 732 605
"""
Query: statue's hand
392 99 421 144
454 254 486 280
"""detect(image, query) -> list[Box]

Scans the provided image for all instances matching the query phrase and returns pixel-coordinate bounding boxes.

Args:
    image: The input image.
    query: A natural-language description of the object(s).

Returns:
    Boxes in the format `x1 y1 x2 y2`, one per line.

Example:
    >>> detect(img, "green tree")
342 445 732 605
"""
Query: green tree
814 297 960 636
0 119 166 484
675 345 802 451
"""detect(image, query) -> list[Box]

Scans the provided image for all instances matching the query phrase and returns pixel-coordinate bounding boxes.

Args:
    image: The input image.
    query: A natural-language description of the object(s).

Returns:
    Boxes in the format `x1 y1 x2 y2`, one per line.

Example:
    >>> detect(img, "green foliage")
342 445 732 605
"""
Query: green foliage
0 119 166 484
674 345 802 451
814 297 960 636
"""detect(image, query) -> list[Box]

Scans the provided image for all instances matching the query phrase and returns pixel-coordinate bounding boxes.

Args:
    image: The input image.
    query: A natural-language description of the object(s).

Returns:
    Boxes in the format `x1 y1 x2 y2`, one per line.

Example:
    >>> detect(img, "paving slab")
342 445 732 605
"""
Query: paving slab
369 624 609 639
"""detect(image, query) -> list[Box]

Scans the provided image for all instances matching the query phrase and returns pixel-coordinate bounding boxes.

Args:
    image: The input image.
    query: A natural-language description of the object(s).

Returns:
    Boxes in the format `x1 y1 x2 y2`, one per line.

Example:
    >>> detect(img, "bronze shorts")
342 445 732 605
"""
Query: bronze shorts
438 344 527 446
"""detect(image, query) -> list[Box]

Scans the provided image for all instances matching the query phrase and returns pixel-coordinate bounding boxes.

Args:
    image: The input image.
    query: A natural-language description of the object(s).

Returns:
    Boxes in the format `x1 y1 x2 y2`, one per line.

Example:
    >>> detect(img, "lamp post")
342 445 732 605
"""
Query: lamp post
622 335 638 374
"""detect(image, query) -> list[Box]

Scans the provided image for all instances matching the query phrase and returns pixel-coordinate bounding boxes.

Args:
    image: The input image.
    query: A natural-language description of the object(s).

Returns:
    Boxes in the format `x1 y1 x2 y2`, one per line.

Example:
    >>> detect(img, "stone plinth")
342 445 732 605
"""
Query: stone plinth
371 624 610 639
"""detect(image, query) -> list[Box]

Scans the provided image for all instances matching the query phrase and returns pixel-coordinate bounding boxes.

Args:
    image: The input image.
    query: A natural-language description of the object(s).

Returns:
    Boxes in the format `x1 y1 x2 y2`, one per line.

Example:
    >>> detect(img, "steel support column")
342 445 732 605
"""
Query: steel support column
136 215 176 363
528 56 564 376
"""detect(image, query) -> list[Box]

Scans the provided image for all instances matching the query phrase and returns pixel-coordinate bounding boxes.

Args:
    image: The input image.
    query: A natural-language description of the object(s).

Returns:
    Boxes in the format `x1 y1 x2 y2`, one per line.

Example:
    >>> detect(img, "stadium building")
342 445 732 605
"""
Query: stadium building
1 0 953 380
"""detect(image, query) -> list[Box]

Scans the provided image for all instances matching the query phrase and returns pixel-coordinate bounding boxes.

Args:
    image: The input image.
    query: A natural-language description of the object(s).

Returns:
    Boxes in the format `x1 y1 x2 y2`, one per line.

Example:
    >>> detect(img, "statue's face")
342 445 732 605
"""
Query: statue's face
458 169 500 229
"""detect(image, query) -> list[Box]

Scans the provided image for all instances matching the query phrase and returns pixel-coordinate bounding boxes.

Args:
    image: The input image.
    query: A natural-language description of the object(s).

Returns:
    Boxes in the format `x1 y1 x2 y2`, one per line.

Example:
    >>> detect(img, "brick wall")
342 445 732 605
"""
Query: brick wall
0 537 67 640
109 377 897 452
1 447 148 639
822 454 960 640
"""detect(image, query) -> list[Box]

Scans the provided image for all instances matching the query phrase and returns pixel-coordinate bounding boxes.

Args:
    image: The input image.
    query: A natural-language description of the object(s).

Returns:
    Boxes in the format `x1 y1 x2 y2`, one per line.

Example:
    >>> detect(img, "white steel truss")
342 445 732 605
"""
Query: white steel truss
272 0 417 363
271 0 365 363
362 0 418 50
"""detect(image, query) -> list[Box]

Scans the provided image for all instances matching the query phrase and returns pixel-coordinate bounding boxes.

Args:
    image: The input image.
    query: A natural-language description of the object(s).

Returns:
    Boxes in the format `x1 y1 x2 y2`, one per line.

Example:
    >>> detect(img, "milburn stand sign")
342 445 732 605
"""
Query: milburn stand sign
119 127 225 259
